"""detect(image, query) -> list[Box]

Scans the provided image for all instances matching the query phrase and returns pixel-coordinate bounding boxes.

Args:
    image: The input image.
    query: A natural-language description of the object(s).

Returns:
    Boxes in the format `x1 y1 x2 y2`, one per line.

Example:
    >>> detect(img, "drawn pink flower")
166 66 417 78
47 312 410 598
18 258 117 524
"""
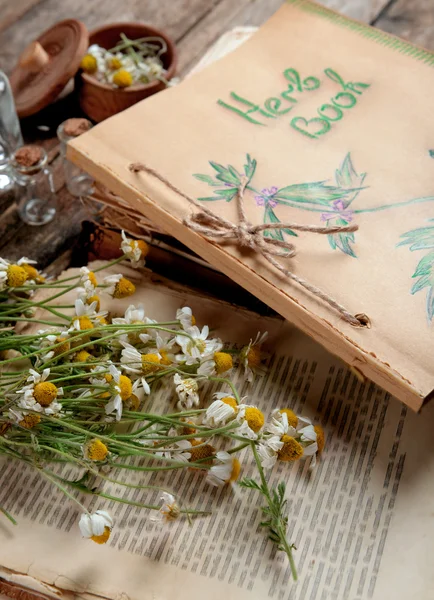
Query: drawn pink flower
320 199 354 222
255 187 278 208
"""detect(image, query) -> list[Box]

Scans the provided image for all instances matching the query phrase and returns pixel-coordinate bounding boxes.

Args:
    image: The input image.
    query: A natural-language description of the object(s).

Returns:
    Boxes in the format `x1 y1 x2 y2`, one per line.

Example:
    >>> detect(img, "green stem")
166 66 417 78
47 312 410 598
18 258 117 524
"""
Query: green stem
0 506 17 525
208 376 241 404
354 195 434 213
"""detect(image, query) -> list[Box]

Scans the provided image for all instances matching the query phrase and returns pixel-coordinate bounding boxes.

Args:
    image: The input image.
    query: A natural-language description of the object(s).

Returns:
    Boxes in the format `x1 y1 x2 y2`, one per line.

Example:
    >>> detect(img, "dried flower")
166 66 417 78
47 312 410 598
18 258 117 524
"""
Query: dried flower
206 451 241 487
80 54 98 73
113 69 133 88
79 510 113 544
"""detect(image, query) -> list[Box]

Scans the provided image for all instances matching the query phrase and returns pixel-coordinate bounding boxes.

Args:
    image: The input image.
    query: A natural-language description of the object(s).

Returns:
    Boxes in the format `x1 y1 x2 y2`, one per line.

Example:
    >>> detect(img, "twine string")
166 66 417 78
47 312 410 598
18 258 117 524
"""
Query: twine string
129 162 366 327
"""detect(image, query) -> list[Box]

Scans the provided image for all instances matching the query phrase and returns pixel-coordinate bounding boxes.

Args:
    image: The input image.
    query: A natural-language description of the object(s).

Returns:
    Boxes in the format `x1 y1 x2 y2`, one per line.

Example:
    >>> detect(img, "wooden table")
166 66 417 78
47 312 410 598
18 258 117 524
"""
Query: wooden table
0 0 432 276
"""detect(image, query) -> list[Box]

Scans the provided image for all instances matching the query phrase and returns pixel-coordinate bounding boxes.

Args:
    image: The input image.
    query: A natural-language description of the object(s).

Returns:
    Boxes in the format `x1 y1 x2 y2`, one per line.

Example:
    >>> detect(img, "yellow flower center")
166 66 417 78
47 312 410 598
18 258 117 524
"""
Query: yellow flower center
33 381 58 407
277 435 304 462
7 264 28 287
98 316 108 325
80 54 98 74
189 439 215 465
136 239 149 259
159 350 172 366
314 425 325 454
214 352 233 374
87 271 98 287
104 373 113 383
279 408 298 428
191 315 196 326
87 295 100 311
113 69 133 88
91 526 111 544
126 394 140 411
74 350 92 363
221 396 238 411
141 353 161 375
19 414 41 429
108 57 122 70
86 439 109 461
246 345 261 369
228 458 241 484
244 407 264 433
77 316 94 330
113 277 136 299
21 264 44 283
162 502 180 521
180 420 196 435
53 337 70 357
117 375 133 401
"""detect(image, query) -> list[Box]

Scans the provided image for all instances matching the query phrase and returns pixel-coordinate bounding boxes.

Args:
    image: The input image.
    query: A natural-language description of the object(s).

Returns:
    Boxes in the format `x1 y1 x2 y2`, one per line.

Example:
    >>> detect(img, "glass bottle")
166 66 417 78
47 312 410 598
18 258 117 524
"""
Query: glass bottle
12 145 56 226
57 118 94 197
0 71 23 195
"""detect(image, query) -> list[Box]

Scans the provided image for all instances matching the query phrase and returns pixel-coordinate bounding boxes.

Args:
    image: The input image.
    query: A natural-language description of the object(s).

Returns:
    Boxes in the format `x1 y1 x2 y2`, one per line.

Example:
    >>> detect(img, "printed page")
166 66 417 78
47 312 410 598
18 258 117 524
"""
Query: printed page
1 265 433 600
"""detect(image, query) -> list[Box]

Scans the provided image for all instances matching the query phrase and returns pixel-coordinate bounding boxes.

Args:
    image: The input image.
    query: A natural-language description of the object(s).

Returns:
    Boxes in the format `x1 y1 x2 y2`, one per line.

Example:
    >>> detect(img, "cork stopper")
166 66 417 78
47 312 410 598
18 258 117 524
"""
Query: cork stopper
63 118 92 137
14 145 44 167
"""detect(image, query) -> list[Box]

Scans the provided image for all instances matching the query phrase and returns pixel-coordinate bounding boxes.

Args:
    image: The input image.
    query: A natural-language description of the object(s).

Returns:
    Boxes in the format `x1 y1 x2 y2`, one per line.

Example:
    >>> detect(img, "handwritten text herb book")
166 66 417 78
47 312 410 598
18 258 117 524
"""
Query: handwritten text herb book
69 0 434 411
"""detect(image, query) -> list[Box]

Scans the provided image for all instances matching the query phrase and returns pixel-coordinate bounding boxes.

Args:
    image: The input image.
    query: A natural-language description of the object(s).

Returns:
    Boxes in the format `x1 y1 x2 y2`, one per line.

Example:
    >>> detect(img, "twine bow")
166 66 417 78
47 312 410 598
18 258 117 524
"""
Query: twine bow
129 162 367 327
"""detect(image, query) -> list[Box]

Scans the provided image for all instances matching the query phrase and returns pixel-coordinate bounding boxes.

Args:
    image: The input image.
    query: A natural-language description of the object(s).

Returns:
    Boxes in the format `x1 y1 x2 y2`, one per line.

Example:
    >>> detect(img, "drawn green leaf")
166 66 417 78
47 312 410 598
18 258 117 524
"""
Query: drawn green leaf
209 161 241 186
263 205 297 239
326 217 356 257
334 153 366 206
193 173 219 186
244 154 257 181
275 182 354 206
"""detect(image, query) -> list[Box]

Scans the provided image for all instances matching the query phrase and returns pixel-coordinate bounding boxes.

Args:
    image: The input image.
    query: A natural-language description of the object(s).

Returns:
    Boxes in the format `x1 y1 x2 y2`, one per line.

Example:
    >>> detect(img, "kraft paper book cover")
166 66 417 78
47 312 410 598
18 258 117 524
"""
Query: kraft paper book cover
68 0 434 411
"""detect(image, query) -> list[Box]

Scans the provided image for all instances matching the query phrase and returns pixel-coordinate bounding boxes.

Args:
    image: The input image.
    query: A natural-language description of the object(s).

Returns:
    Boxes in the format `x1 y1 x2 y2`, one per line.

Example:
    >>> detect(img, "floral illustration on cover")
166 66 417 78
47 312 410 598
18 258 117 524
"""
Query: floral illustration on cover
194 153 434 319
398 221 434 321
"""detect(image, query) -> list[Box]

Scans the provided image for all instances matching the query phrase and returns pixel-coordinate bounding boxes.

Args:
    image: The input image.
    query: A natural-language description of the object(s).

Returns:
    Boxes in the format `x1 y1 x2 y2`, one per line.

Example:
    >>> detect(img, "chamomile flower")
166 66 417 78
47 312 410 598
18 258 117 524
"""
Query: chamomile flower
177 306 196 330
104 364 133 421
240 331 268 383
206 451 241 487
120 341 161 378
204 394 238 427
17 258 45 284
8 408 41 429
104 273 136 299
173 374 200 410
70 298 107 331
79 266 98 296
197 351 234 377
112 303 146 326
152 492 180 522
120 231 149 267
16 368 63 416
79 510 113 544
0 259 29 289
236 404 265 439
257 412 300 469
83 438 109 461
155 334 177 366
176 325 222 366
37 329 70 362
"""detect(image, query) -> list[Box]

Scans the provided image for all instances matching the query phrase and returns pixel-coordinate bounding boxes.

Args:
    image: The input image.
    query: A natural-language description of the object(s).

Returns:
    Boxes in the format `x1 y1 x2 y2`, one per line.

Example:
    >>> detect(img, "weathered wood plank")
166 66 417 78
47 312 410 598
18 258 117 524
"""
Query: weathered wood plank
375 0 434 50
0 0 219 73
176 0 392 76
0 0 43 34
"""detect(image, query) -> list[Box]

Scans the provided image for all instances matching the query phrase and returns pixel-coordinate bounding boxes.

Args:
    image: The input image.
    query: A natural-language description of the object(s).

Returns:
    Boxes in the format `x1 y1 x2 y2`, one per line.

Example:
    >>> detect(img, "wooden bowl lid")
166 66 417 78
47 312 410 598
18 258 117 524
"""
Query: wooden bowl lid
9 19 89 118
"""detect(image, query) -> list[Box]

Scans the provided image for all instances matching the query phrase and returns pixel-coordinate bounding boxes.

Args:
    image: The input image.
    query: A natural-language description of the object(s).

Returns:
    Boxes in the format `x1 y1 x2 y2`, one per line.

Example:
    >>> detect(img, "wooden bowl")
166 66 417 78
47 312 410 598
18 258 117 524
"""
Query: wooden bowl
77 22 177 122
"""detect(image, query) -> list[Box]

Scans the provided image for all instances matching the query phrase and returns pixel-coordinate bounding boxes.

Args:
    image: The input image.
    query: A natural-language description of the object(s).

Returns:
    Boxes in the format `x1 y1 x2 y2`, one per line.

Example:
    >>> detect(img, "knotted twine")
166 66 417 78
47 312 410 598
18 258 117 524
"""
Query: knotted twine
129 162 366 327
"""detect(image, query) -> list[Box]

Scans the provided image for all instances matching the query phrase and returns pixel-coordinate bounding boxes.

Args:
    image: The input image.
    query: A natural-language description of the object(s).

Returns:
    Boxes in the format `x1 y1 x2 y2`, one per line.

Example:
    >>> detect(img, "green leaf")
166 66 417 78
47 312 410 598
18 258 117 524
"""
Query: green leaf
427 287 434 321
244 154 257 181
334 153 366 206
209 161 241 186
263 205 296 239
326 218 357 257
429 150 434 158
275 182 357 207
411 275 431 294
413 251 434 277
193 173 219 186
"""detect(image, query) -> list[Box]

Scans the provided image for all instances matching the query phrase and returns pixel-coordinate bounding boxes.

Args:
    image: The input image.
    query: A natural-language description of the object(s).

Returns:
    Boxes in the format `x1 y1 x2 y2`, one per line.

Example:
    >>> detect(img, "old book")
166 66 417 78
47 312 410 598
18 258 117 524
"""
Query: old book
2 263 434 600
69 0 434 412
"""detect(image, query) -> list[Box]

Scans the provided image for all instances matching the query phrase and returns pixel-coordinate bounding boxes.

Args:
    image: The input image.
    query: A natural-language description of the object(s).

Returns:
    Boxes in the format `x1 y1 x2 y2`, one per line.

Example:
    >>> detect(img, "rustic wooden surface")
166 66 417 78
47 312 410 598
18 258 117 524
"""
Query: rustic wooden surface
0 0 432 274
0 2 433 597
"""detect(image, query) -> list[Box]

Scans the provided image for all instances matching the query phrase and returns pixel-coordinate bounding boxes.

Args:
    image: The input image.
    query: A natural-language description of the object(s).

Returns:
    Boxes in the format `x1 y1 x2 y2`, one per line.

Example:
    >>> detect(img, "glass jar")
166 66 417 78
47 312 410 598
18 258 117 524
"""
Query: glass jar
12 145 56 226
0 71 23 195
57 118 94 197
